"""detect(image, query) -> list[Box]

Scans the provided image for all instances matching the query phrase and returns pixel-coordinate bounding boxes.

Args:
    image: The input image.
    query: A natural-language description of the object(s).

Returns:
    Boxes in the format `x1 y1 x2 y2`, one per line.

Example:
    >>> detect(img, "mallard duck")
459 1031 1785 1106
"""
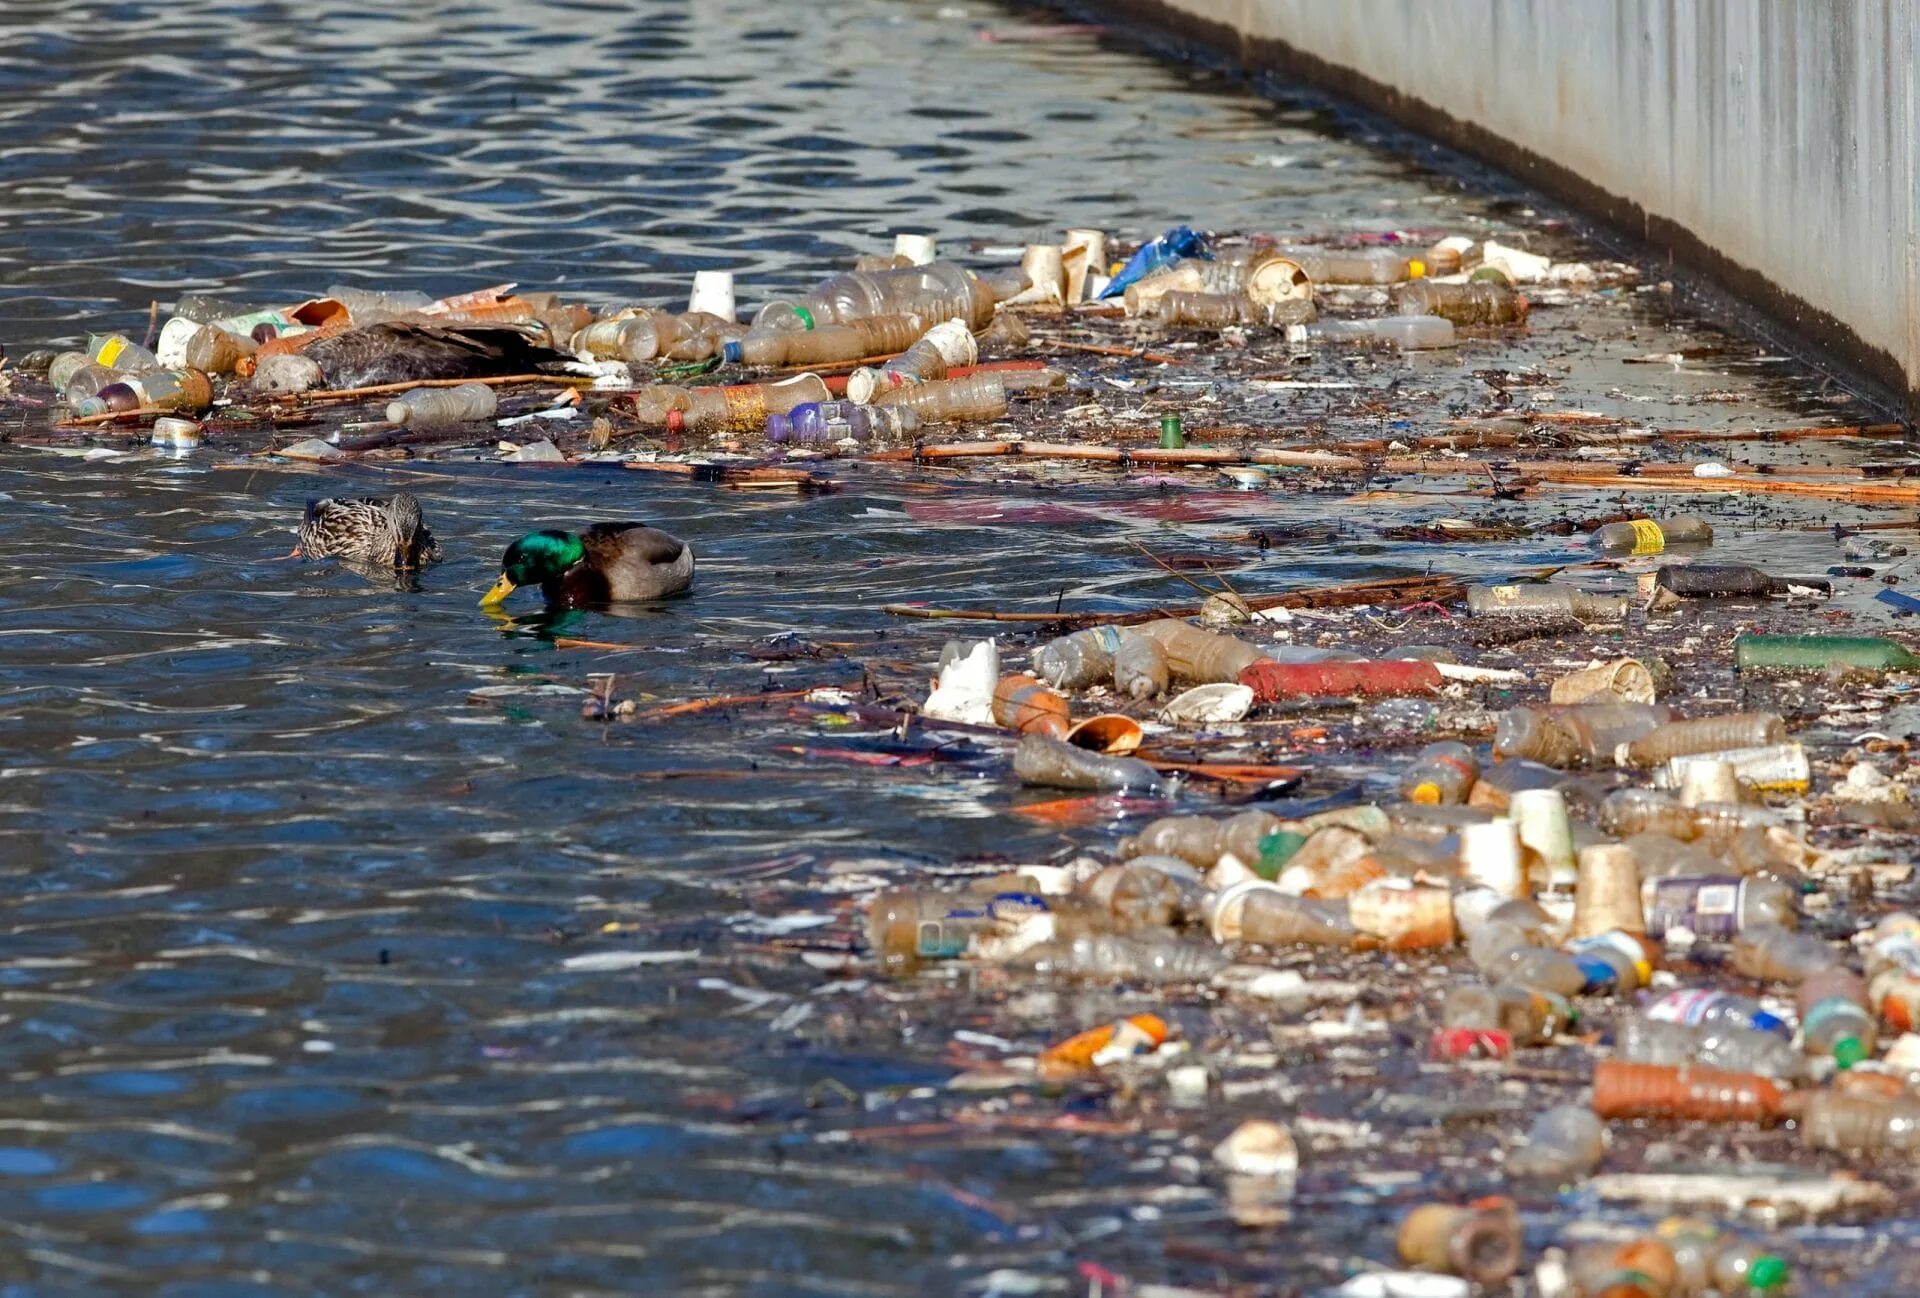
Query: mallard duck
480 523 694 608
296 322 577 389
297 492 442 566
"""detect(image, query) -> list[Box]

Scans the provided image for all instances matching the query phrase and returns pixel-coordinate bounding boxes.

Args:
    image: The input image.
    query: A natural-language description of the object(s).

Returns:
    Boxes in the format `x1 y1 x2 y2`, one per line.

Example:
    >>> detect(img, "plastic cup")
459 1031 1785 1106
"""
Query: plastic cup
1511 789 1577 891
1064 228 1106 302
1461 819 1526 898
892 233 936 265
1018 244 1066 305
1677 758 1741 807
687 271 736 321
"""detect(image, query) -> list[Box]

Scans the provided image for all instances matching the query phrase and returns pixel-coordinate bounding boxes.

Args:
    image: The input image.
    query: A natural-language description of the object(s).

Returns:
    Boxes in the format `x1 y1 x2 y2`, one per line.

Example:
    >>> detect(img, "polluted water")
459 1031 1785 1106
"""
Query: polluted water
1 1 1918 1295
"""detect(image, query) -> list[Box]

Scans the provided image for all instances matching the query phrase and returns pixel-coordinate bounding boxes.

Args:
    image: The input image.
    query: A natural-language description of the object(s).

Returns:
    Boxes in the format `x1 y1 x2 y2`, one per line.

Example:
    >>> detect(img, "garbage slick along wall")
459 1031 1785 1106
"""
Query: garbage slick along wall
1094 0 1920 419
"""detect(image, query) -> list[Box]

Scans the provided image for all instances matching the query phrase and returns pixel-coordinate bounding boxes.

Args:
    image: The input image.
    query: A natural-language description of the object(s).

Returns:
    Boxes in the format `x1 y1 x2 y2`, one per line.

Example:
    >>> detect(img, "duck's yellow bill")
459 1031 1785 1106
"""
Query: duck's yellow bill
479 575 517 607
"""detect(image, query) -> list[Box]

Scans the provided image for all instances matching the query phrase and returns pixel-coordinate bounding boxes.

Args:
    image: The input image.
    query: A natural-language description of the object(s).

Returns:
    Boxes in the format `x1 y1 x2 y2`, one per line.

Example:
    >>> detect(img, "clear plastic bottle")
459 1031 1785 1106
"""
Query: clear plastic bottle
1033 626 1128 690
1469 928 1588 997
846 319 977 404
1399 741 1479 805
1443 981 1572 1045
45 351 92 392
1150 290 1307 329
1084 857 1204 930
1599 789 1778 845
727 313 924 368
1024 930 1227 983
1012 733 1165 794
763 399 920 443
1466 584 1629 620
1616 1015 1806 1080
1216 886 1358 947
867 888 1045 969
1645 989 1791 1038
86 333 160 371
1389 278 1527 324
60 361 132 401
1621 713 1787 767
1112 634 1170 701
1642 875 1795 941
1568 930 1660 995
1123 810 1282 871
870 371 1008 424
1591 516 1714 554
1199 248 1313 306
1287 316 1456 349
802 261 998 330
1505 1104 1606 1183
1656 1217 1790 1295
1798 1089 1920 1152
1797 969 1877 1069
74 368 215 417
1731 924 1839 983
385 382 498 427
1493 703 1668 767
1278 245 1420 284
1396 1200 1523 1284
1591 1060 1791 1123
1132 619 1267 684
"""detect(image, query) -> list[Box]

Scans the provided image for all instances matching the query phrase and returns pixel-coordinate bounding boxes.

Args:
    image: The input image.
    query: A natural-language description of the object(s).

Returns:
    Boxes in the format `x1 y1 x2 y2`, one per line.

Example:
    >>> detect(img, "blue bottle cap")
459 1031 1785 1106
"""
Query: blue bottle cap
1749 1010 1789 1036
764 413 791 442
722 340 743 364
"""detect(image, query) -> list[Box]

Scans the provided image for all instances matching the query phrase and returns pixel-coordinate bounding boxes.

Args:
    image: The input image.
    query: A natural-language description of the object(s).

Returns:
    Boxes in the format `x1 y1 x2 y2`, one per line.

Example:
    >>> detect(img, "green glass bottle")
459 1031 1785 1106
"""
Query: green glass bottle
1734 634 1920 674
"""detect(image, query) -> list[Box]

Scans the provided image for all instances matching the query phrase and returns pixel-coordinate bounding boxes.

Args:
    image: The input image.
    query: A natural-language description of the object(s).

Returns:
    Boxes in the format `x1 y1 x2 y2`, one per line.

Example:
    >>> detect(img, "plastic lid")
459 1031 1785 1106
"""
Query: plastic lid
722 341 743 364
1409 781 1442 805
1747 1256 1789 1290
1750 1010 1788 1036
1833 1036 1867 1070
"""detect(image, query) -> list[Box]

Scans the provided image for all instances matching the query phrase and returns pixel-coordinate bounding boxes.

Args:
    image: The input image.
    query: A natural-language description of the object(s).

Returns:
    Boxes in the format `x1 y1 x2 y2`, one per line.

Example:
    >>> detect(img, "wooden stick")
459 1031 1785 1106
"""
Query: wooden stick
1042 339 1184 365
55 404 180 428
274 373 595 404
626 683 855 722
142 299 160 350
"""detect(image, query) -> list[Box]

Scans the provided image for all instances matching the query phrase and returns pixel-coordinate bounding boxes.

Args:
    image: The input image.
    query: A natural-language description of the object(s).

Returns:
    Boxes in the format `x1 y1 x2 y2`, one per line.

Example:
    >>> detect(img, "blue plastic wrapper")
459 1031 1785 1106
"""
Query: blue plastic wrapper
1097 224 1212 299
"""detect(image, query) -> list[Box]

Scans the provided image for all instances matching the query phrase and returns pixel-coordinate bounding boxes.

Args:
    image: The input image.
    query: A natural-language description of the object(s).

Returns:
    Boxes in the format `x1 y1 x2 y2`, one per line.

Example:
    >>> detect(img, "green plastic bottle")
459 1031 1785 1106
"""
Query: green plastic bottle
1734 634 1920 674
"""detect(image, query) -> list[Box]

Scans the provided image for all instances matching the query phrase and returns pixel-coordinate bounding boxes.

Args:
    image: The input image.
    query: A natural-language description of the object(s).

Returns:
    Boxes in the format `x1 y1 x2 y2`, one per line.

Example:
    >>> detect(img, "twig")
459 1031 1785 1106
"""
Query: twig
1043 339 1184 365
274 373 595 405
142 299 160 350
626 682 859 722
1128 538 1229 602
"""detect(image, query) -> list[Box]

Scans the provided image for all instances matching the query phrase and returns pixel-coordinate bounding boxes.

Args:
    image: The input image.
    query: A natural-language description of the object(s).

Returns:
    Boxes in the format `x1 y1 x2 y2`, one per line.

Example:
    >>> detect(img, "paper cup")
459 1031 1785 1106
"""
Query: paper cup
1573 843 1644 938
1460 818 1526 898
1510 789 1577 891
1063 228 1106 302
687 271 736 321
892 232 937 265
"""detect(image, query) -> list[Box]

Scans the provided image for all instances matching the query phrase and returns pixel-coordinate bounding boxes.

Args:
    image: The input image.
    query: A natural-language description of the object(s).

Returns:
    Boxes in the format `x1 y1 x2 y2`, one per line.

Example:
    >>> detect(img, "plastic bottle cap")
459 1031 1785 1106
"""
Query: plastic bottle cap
1408 258 1426 279
1254 830 1305 879
1409 781 1442 805
1833 1036 1867 1070
1747 1256 1789 1290
1750 1010 1788 1035
722 341 743 364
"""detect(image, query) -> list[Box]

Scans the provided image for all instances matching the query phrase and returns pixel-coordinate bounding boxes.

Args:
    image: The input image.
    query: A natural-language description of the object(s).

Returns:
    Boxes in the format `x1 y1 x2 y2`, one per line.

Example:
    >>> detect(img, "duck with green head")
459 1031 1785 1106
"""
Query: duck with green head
481 522 694 608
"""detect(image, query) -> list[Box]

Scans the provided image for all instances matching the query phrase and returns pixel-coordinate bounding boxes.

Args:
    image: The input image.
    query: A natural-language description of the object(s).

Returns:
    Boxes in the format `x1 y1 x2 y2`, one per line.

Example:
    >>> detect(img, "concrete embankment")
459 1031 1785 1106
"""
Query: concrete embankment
1082 0 1919 419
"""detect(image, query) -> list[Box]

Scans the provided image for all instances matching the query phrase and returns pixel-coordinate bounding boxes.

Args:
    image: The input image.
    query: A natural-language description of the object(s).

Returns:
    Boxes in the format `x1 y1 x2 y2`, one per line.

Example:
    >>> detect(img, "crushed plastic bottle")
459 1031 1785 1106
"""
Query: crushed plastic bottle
1033 626 1128 690
1012 733 1165 794
1388 278 1527 325
1591 1060 1792 1123
1099 224 1212 299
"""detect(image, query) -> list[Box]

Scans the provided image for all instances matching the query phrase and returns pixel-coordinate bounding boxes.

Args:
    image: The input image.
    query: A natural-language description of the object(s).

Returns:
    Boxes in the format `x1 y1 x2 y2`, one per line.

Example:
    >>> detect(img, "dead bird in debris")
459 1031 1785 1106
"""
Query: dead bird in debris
297 492 442 567
481 523 694 609
278 321 580 390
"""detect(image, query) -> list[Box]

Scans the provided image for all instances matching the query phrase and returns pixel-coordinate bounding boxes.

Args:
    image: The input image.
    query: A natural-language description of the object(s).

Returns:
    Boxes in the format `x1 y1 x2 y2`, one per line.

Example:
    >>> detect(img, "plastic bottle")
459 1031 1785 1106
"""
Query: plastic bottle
1567 1239 1679 1298
1655 1217 1790 1294
1568 930 1660 995
868 371 1008 425
1396 1200 1523 1284
1287 316 1456 349
1111 634 1169 701
1084 857 1204 930
1653 743 1809 797
1466 584 1629 620
1493 703 1669 767
1549 657 1658 706
1591 517 1714 554
1797 1089 1920 1152
1198 248 1312 306
1469 929 1588 997
1620 713 1787 767
1466 759 1569 812
1099 224 1212 299
1443 981 1572 1045
1024 930 1227 983
867 888 1047 969
1033 626 1128 690
1211 885 1357 947
385 382 498 427
646 373 833 434
1599 789 1778 845
73 368 215 417
1641 875 1795 941
86 333 159 371
1278 245 1420 285
1734 633 1920 674
1797 969 1876 1069
846 319 976 404
726 313 924 368
59 361 132 401
1616 1016 1806 1081
1399 741 1479 805
574 313 701 364
1132 619 1268 684
1591 1060 1791 1123
1654 564 1819 601
991 674 1071 738
1148 291 1303 329
177 323 258 375
803 261 998 329
1505 1104 1605 1182
1012 733 1165 794
764 400 919 443
1389 279 1527 325
1731 924 1839 983
1645 989 1791 1038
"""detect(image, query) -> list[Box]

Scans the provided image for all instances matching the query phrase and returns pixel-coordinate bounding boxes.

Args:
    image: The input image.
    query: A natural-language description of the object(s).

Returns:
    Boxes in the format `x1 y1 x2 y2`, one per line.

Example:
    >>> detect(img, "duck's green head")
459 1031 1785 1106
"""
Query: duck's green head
480 530 584 606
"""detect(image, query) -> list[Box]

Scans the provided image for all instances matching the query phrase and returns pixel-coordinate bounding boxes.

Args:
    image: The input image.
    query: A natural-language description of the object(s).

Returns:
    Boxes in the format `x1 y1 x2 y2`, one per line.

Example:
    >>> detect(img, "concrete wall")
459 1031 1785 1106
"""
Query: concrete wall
1102 0 1919 417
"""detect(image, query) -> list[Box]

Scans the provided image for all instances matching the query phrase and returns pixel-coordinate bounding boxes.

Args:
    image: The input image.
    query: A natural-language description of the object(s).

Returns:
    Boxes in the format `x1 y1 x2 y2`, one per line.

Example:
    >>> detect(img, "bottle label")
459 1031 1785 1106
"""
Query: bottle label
1873 934 1920 977
1645 876 1745 940
97 336 127 368
913 918 973 960
1628 519 1666 554
1647 988 1729 1027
